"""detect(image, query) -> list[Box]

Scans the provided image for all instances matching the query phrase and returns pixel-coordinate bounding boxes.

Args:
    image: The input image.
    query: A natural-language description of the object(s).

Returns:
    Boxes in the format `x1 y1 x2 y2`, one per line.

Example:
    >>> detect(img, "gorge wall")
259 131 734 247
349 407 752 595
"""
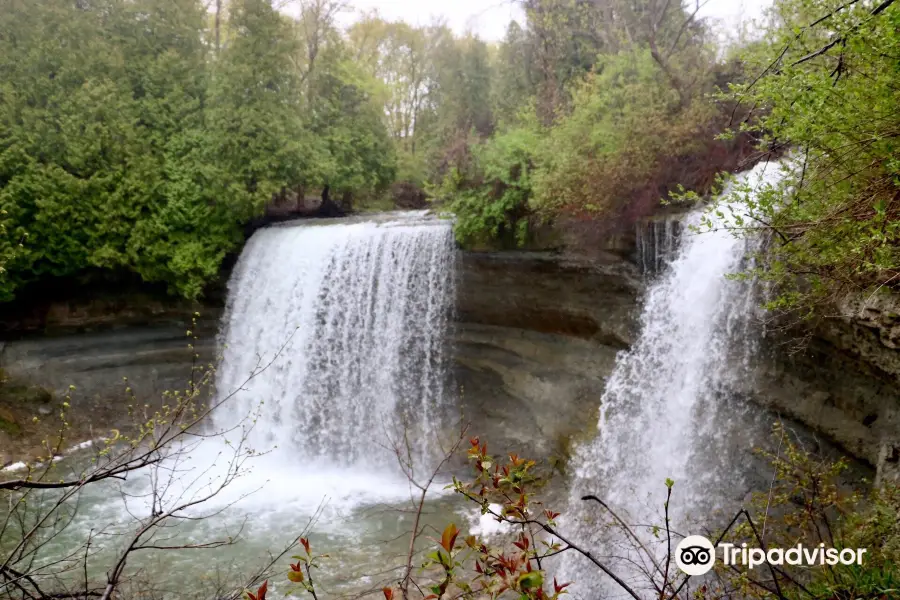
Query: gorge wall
748 294 900 479
0 307 220 465
451 225 899 478
453 251 642 464
1 218 898 479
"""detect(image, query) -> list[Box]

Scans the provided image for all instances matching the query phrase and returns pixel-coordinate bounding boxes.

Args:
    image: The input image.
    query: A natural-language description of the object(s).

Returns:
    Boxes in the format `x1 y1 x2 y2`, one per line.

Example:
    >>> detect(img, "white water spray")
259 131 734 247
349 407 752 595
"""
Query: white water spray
561 162 785 598
214 211 456 473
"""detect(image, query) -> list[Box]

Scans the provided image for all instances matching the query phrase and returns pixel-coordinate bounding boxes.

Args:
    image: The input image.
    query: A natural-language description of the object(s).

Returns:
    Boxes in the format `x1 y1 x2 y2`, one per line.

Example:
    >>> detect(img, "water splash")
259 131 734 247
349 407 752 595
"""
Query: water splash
561 162 785 598
213 211 457 472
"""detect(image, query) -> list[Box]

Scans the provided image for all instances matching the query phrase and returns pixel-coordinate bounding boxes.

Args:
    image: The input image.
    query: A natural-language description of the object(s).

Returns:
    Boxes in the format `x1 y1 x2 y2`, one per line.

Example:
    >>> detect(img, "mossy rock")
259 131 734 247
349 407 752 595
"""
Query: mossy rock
0 381 53 405
550 419 601 476
0 407 21 436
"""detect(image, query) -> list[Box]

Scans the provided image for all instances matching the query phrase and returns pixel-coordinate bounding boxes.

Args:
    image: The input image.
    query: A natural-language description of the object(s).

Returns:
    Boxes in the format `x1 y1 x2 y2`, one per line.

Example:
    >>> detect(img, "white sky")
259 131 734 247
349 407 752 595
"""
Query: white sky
335 0 774 41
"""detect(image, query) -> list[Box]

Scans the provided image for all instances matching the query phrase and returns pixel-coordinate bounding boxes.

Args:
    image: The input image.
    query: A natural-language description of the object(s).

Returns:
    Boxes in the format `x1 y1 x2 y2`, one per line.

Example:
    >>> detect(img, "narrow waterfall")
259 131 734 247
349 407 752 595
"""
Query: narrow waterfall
635 217 682 276
561 162 784 598
213 211 456 472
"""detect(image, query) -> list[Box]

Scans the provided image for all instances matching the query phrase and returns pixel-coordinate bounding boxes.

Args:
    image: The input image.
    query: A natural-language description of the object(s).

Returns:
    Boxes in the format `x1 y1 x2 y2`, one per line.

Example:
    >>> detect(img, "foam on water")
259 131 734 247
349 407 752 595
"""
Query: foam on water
7 212 461 597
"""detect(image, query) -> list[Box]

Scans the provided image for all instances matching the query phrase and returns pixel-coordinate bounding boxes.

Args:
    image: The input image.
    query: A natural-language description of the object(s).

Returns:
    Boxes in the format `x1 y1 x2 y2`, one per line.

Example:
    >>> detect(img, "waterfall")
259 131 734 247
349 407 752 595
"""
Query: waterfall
213 211 456 473
635 217 682 276
561 162 784 598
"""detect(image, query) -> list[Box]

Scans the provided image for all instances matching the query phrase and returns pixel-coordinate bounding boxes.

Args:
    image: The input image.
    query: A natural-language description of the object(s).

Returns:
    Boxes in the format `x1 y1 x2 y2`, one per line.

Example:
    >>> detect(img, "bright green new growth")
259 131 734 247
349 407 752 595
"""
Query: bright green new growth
707 0 900 316
436 125 540 248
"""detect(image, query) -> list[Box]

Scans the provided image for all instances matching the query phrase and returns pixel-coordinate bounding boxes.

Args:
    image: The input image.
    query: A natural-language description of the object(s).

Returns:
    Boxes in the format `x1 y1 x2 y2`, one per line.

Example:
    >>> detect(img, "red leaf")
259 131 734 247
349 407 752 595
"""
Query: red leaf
440 523 460 552
382 587 394 600
553 577 571 593
252 580 268 600
300 537 311 555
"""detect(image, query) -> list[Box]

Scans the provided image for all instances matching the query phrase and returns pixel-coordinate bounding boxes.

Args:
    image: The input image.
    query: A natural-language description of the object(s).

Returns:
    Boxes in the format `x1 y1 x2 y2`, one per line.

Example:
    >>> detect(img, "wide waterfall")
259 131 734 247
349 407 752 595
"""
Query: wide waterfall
0 212 462 599
561 161 785 598
213 211 456 472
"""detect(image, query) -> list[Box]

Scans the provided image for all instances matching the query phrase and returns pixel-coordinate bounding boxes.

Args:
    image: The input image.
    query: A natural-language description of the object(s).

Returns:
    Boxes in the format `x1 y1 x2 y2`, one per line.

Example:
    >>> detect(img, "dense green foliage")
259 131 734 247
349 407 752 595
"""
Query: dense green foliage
433 125 540 248
431 0 747 249
429 0 900 319
0 0 395 301
708 0 900 316
2 0 897 317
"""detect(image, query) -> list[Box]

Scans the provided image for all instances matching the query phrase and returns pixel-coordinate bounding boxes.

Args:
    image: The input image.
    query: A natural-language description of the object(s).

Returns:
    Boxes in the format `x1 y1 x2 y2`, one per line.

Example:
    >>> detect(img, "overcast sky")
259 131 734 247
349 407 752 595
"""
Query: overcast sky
334 0 774 41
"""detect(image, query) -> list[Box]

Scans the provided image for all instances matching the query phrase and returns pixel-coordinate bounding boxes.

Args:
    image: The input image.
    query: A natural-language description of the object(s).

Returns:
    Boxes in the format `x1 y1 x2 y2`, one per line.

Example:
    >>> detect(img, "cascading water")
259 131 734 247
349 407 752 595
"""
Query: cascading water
560 161 785 598
635 217 682 276
214 211 456 472
11 212 463 598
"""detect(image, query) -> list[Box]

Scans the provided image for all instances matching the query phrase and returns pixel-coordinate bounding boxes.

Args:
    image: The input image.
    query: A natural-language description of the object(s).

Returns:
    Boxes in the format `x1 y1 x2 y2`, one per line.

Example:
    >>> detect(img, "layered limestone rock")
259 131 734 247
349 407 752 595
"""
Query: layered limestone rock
452 251 642 462
452 248 899 476
748 334 899 467
0 235 897 476
739 290 899 479
0 312 219 465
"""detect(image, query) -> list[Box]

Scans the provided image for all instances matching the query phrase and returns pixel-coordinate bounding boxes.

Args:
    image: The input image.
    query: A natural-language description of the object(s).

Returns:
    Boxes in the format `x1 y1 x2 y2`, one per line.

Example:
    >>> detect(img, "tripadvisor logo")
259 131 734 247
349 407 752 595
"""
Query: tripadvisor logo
675 536 716 575
675 535 868 576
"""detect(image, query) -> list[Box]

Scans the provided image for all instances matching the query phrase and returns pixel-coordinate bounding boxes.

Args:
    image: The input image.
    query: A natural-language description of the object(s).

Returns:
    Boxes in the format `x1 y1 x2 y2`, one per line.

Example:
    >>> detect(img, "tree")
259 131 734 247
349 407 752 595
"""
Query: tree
706 0 900 319
347 17 432 185
491 22 535 128
209 0 318 210
306 39 397 200
0 0 312 301
294 0 347 99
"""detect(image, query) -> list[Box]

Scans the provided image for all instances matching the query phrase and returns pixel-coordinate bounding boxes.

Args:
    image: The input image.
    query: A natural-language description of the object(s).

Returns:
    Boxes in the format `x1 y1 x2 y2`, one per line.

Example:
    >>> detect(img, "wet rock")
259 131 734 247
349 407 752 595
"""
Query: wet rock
452 251 641 461
0 323 219 457
876 442 900 488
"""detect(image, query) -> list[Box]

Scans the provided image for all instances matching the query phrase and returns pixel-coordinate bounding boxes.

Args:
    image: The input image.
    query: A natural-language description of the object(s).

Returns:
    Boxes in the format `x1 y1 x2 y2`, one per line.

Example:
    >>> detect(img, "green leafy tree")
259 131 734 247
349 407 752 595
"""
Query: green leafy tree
307 40 397 199
437 125 540 248
708 0 900 318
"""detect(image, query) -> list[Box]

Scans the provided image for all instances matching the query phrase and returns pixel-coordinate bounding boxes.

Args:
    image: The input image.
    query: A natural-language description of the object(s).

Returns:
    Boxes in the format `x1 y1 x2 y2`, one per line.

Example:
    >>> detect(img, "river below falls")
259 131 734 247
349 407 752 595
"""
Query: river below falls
3 438 513 599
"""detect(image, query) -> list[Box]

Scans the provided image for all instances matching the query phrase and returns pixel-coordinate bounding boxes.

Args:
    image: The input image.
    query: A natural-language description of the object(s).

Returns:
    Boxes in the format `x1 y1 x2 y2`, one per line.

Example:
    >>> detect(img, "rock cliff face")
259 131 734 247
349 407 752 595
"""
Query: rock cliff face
451 247 899 479
1 229 897 477
452 252 642 462
0 312 219 465
746 292 900 480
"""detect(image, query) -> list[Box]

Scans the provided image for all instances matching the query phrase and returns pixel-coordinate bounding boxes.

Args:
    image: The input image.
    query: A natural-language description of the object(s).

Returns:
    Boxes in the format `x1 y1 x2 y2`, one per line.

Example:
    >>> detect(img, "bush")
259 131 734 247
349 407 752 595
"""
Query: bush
710 0 900 318
436 126 541 248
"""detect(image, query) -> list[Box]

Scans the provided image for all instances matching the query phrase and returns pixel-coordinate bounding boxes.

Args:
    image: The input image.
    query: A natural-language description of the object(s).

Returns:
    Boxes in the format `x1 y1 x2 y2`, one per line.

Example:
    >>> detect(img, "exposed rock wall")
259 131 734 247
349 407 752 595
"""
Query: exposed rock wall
748 291 900 478
452 252 642 462
0 316 219 464
451 249 900 477
0 237 897 476
747 334 900 467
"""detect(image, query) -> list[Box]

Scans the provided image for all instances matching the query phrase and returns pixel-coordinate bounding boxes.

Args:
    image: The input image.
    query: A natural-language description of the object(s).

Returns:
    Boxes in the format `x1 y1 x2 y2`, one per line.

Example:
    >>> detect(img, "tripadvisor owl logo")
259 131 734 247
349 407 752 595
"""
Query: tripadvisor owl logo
675 535 716 575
